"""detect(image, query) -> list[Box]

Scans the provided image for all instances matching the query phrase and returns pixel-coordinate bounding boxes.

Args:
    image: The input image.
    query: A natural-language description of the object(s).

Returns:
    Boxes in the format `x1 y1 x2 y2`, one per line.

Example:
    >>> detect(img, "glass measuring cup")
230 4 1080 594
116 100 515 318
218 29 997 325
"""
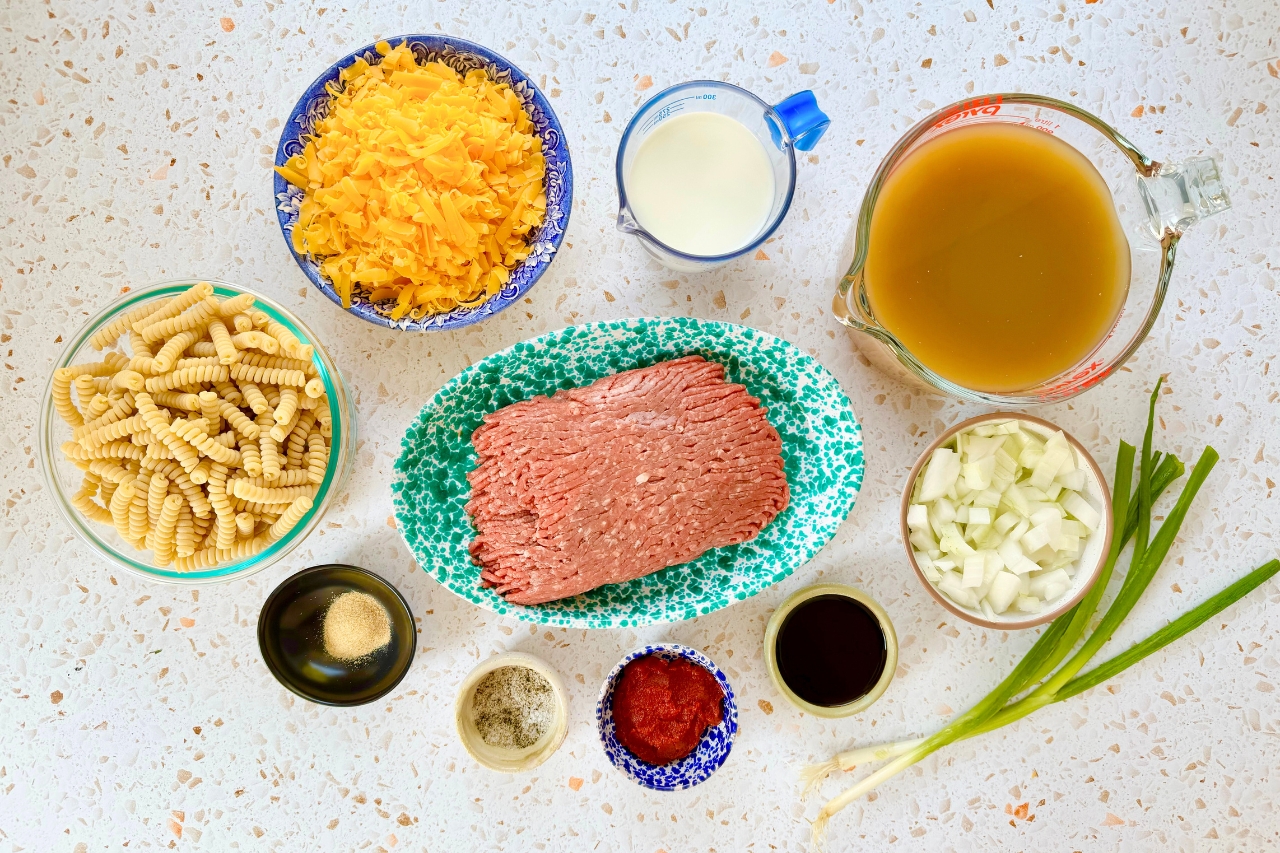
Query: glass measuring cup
832 93 1230 406
616 81 830 273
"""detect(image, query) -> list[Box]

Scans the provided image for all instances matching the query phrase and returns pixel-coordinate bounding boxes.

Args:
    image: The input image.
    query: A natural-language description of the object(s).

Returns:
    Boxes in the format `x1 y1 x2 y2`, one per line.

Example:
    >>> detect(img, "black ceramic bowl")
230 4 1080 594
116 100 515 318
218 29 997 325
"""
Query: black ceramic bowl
257 565 416 706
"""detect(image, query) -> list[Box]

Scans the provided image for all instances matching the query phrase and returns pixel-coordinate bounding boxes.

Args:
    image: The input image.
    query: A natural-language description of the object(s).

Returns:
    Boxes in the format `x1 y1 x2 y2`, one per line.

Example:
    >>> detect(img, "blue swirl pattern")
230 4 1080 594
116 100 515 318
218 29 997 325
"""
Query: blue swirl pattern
596 644 739 791
273 35 572 331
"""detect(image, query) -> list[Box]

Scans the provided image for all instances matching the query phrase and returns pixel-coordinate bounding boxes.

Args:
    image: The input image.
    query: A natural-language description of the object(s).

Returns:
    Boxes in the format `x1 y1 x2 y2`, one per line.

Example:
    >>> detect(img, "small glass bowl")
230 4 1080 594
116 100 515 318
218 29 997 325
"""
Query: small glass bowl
38 279 356 584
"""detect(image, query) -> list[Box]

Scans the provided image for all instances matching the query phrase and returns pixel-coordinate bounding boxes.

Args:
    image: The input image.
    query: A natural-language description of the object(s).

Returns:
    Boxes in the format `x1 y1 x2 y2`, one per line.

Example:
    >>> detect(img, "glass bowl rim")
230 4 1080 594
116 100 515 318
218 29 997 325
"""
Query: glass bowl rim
38 277 353 585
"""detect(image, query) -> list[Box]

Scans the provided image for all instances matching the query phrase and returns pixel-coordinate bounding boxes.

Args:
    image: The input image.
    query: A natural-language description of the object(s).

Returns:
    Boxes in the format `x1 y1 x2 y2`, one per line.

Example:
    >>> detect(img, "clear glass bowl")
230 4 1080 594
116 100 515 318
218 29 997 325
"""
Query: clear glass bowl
39 279 356 584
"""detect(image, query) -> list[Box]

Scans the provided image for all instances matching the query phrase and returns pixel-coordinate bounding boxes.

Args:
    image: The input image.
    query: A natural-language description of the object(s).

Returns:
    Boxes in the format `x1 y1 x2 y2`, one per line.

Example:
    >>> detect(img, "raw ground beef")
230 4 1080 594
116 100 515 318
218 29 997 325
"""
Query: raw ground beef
465 355 790 605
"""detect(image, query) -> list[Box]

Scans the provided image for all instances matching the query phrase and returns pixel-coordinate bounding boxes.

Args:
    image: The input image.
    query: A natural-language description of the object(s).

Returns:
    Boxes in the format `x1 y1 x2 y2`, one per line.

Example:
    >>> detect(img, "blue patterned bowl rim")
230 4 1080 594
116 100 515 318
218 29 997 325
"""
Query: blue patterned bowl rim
273 34 573 331
595 643 739 791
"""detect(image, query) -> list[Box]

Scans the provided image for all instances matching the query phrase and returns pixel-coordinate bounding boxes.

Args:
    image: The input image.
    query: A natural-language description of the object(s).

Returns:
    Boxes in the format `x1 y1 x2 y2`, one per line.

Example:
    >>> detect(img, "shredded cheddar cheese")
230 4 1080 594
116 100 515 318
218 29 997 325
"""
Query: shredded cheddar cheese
277 41 547 319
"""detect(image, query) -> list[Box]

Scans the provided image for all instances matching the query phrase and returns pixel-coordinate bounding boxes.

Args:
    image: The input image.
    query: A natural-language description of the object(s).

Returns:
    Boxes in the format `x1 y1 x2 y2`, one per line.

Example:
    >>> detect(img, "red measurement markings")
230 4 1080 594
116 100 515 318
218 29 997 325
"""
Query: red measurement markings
932 96 1004 130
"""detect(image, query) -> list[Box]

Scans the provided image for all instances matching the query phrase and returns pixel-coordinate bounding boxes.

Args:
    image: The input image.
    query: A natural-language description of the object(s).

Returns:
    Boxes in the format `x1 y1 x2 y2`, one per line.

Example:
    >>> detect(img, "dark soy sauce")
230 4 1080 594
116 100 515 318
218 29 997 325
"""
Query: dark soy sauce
775 594 887 707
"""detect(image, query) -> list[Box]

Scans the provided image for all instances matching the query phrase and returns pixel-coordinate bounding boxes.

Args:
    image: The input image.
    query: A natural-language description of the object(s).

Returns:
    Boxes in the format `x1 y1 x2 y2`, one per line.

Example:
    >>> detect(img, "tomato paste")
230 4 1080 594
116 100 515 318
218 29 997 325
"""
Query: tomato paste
612 655 724 765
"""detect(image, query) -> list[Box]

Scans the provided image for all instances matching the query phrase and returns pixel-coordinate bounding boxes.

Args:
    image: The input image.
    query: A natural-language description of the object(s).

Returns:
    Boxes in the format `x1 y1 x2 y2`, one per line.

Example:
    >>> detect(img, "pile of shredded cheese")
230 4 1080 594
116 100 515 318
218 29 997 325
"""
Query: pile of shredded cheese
276 41 547 319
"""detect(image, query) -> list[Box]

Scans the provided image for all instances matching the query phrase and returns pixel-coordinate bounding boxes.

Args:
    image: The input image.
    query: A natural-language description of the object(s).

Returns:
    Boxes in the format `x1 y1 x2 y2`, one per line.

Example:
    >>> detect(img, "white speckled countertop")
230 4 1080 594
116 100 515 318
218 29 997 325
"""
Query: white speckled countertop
2 1 1277 850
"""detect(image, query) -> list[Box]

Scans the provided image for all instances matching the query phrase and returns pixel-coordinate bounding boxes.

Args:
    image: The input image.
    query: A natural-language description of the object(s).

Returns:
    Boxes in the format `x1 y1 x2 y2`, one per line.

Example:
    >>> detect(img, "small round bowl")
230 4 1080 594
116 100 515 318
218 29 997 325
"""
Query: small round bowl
596 643 738 791
257 564 416 706
273 35 573 332
38 279 356 584
763 583 897 718
901 412 1115 630
454 651 569 773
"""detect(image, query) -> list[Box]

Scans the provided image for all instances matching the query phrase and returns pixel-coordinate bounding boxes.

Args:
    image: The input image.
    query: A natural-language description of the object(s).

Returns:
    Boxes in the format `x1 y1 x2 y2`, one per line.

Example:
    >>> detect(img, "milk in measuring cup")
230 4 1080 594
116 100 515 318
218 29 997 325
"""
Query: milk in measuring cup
625 112 775 257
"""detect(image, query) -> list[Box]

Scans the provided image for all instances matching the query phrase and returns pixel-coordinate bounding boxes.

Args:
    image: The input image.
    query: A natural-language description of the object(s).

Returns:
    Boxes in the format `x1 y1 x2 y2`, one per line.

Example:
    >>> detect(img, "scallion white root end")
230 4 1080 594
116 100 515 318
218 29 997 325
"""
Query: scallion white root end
799 759 840 797
801 738 927 798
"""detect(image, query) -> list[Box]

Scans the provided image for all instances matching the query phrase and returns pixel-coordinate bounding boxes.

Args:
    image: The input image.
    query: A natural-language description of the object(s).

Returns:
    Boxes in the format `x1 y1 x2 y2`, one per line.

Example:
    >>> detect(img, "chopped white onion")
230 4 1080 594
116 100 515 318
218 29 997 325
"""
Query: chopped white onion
910 420 1101 617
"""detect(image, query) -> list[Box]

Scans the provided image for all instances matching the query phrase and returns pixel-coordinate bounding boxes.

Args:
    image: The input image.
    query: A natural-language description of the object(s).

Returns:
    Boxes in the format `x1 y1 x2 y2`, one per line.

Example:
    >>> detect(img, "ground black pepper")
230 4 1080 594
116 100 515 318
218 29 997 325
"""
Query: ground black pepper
471 666 555 750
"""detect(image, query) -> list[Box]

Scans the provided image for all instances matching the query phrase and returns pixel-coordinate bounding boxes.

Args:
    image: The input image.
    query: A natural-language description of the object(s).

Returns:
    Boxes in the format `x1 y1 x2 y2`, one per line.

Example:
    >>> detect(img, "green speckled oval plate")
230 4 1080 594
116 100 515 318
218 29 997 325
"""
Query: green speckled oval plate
392 317 863 628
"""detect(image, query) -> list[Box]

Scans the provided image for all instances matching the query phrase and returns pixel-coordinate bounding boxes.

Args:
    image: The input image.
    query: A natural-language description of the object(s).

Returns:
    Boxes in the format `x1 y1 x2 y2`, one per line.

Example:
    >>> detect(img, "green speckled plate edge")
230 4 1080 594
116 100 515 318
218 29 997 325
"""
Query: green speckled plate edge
391 317 864 628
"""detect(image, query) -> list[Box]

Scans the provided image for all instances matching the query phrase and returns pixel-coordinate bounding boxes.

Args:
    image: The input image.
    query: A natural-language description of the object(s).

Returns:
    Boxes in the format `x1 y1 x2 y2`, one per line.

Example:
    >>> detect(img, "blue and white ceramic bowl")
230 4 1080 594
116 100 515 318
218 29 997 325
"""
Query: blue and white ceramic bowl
596 644 738 791
273 35 573 331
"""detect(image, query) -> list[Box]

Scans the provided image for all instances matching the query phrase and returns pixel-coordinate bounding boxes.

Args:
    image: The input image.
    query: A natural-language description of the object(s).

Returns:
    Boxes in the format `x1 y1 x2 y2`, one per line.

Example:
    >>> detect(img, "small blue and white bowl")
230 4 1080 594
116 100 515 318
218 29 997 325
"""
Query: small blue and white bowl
596 643 738 791
273 35 573 332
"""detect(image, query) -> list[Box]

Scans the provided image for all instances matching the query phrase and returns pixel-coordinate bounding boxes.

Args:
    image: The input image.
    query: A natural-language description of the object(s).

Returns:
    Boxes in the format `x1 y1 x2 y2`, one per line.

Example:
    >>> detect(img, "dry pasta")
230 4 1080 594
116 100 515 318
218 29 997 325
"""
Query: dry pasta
51 368 83 427
83 393 112 422
149 493 183 565
285 412 315 468
231 470 313 489
269 496 313 540
139 296 220 344
50 283 335 571
306 432 328 484
203 319 236 366
238 380 270 414
214 380 244 406
237 351 317 376
173 356 223 371
171 418 242 466
74 393 137 440
238 434 263 478
146 473 169 528
265 320 313 361
270 388 300 442
175 502 196 558
189 457 215 486
131 281 214 334
230 331 279 354
109 478 136 538
217 293 256 317
229 480 317 503
89 301 157 351
152 330 202 374
198 390 223 435
230 362 307 388
128 474 151 542
151 389 201 411
221 402 259 439
144 364 229 393
258 411 283 484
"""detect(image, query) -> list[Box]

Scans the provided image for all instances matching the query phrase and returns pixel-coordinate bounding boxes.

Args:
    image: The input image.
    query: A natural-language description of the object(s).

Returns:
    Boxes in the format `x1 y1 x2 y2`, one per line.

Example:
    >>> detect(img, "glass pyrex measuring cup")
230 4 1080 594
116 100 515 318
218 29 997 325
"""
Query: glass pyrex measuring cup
832 93 1230 406
616 81 830 272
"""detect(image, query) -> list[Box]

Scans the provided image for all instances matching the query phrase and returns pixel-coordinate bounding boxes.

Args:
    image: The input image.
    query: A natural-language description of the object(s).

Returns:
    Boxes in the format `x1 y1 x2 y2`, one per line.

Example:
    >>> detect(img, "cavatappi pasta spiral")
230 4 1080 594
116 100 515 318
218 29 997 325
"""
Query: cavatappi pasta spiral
50 283 336 571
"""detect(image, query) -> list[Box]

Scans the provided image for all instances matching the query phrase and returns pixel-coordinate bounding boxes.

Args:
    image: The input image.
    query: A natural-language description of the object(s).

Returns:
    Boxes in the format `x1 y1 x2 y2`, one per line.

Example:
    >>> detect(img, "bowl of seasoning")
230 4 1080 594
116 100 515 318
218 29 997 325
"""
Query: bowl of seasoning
763 583 897 718
257 564 416 706
596 643 738 791
454 652 569 773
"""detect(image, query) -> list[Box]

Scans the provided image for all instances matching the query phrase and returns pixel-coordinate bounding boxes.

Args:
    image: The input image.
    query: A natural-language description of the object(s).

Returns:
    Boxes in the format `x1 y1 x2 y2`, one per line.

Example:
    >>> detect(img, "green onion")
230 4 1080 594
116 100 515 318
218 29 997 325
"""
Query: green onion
809 383 1278 850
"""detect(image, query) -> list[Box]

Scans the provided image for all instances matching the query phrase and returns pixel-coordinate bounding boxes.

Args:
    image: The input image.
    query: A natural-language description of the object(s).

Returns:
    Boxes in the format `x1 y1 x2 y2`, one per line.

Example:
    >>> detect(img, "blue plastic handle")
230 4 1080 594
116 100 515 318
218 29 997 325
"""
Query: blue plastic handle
771 90 830 152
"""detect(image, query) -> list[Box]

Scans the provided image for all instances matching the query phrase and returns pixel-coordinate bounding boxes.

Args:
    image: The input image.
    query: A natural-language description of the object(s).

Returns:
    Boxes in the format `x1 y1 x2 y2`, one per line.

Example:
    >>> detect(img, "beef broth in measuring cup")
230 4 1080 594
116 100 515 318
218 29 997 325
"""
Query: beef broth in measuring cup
832 95 1230 405
864 122 1130 395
